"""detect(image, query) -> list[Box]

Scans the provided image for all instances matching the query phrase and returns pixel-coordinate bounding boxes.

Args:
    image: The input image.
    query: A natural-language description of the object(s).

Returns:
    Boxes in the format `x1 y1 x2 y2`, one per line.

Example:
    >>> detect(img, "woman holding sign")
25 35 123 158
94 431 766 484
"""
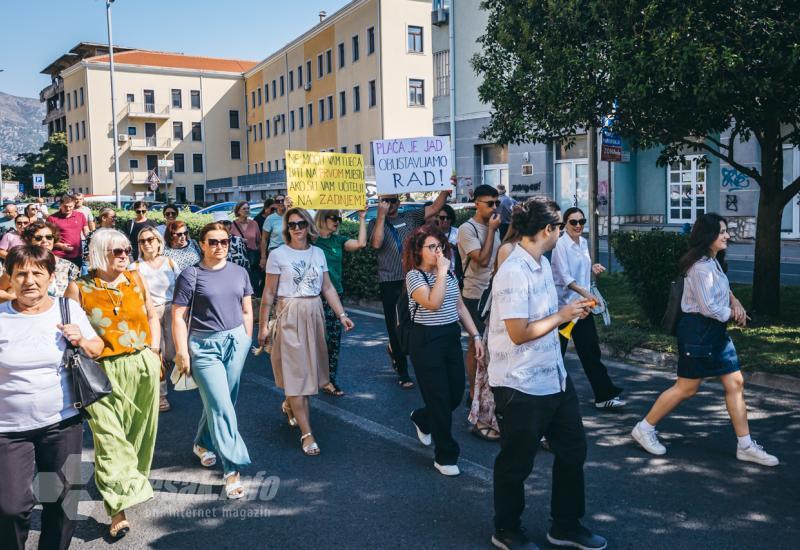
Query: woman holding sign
313 209 367 396
259 208 355 455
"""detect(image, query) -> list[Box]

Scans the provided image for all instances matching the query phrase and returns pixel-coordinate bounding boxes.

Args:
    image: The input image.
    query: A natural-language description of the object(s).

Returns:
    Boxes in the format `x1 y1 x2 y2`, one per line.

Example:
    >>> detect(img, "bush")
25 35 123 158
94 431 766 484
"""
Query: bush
609 230 689 325
108 209 213 239
454 207 474 228
339 220 380 300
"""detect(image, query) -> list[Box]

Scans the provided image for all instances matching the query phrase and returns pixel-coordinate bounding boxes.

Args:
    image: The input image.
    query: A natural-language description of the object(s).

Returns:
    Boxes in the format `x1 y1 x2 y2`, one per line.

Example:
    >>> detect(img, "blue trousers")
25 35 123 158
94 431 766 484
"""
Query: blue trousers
189 324 252 475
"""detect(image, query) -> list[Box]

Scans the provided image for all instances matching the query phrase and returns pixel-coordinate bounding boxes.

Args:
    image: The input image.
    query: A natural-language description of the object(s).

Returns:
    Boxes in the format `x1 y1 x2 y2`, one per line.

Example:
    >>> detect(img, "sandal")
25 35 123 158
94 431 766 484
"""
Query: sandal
193 444 217 467
223 471 245 500
397 378 415 390
281 401 298 427
300 432 320 456
109 512 130 539
159 396 171 412
471 424 501 442
321 382 344 397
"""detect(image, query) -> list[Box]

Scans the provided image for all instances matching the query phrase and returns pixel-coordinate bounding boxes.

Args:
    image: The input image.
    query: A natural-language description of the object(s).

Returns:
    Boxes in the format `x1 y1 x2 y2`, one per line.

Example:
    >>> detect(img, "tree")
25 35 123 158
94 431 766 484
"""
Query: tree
473 0 800 316
14 132 70 197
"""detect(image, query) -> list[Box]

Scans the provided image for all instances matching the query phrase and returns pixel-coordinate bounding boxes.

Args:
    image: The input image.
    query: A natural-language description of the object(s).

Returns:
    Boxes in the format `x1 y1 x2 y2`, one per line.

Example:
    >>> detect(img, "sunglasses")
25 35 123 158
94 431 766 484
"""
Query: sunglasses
287 220 309 230
381 198 399 204
164 211 178 217
109 247 132 258
550 222 566 231
16 221 29 226
135 209 147 214
33 234 55 242
424 243 444 252
139 237 157 245
326 215 342 223
206 238 230 248
478 200 502 208
437 215 451 221
173 231 189 238
568 218 587 227
274 199 285 204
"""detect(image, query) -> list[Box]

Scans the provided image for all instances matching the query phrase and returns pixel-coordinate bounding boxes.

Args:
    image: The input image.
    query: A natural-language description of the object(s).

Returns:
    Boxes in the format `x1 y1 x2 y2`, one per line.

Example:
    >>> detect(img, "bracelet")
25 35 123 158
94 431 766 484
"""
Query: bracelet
339 312 348 318
471 334 482 340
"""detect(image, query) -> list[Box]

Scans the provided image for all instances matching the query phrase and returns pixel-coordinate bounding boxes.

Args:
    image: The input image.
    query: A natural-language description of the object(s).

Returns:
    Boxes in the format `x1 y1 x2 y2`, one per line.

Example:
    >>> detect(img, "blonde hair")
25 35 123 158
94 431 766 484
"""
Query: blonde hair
314 209 342 234
136 226 164 259
282 208 318 244
88 229 131 272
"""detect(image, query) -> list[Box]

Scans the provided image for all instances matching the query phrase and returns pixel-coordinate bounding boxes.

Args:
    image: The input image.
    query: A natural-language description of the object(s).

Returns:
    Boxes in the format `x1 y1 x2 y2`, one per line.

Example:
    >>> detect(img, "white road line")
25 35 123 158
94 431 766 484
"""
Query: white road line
346 307 385 320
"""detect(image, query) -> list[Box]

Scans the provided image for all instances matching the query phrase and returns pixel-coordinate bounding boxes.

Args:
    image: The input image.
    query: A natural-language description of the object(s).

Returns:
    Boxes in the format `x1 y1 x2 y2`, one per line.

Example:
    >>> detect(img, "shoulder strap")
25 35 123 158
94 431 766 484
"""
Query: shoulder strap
410 270 431 323
58 297 77 350
232 220 245 238
384 219 403 253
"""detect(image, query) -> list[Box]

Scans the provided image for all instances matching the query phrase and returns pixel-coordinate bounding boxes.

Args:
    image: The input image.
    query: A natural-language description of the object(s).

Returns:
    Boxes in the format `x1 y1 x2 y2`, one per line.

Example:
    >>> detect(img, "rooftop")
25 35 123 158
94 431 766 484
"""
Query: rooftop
88 50 258 73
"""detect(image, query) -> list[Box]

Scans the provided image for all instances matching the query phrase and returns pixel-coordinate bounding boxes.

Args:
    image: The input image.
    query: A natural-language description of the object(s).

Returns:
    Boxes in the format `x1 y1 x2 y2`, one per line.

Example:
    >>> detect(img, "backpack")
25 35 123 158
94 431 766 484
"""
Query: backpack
395 271 430 355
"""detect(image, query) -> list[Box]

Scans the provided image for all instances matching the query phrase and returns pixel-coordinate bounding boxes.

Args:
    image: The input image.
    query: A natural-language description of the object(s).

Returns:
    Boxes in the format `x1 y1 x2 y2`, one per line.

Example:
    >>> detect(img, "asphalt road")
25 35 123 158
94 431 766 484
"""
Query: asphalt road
25 310 800 549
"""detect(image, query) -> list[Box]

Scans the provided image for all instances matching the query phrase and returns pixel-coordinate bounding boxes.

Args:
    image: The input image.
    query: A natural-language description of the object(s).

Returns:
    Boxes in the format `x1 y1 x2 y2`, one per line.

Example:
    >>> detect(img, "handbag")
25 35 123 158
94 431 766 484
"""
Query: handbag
589 282 611 327
661 276 685 336
59 297 112 416
395 271 430 355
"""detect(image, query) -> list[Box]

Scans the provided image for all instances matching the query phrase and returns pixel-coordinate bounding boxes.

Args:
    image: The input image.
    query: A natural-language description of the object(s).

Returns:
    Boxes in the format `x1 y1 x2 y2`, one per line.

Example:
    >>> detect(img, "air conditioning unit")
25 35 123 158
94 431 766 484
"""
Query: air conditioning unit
431 8 449 26
303 81 312 91
117 134 129 142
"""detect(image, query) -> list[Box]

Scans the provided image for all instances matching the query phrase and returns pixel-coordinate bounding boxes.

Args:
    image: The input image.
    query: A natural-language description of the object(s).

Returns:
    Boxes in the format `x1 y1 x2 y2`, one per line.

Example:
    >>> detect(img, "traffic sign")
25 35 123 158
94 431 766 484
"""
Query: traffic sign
601 130 623 162
32 174 45 189
157 159 174 168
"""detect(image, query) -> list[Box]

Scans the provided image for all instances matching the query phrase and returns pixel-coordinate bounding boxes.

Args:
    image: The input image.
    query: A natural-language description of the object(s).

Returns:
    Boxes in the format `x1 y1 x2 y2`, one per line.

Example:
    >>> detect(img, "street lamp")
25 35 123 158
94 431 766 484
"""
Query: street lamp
106 0 122 208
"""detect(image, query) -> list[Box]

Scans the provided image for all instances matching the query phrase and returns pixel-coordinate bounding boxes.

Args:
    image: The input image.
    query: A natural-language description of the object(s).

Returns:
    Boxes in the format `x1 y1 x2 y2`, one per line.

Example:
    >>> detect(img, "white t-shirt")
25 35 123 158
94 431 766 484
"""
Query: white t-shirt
0 299 99 432
551 233 592 307
487 245 567 396
76 205 94 224
266 244 329 298
129 257 180 306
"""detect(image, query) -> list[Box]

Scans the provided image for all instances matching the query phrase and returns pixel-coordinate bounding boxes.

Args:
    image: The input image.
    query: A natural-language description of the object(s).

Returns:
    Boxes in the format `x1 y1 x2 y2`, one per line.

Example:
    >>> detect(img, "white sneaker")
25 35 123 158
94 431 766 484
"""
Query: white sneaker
410 413 431 446
631 423 667 455
736 440 779 467
596 397 626 409
434 462 460 476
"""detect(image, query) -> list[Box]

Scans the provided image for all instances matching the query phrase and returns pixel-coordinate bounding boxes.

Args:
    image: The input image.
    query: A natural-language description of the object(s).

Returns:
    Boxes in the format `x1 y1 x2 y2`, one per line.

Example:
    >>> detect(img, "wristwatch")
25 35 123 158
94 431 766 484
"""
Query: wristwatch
471 334 482 341
339 312 348 319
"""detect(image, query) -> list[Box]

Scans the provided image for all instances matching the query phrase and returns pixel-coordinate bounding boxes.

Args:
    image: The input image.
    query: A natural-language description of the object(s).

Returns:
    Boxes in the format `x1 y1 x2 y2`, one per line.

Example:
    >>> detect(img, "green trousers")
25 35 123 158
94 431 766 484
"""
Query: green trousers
86 349 160 517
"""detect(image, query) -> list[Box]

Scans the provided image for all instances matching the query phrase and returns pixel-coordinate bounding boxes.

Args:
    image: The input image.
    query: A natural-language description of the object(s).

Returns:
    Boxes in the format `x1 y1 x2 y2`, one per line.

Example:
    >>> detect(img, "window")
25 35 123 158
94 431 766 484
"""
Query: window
266 119 271 138
408 25 424 53
667 156 707 223
289 70 294 91
369 80 377 107
192 154 203 173
77 156 81 174
268 161 272 172
338 43 345 68
81 121 86 140
306 60 312 82
126 93 134 103
341 146 348 154
339 91 347 116
265 84 269 103
272 80 277 99
174 153 185 173
317 54 324 78
327 96 334 120
251 91 256 108
258 87 262 105
73 91 78 109
79 87 84 106
66 94 71 110
172 89 182 108
408 79 425 106
230 141 241 160
173 121 183 139
229 110 240 129
290 111 295 131
83 154 88 173
368 27 375 54
434 50 450 98
319 99 325 122
308 103 313 126
127 126 137 136
192 122 202 141
355 143 362 155
258 122 263 140
280 76 285 96
280 114 286 134
68 125 73 142
352 35 360 62
326 49 333 74
190 90 201 109
70 157 74 175
299 106 305 129
298 65 303 86
129 159 139 169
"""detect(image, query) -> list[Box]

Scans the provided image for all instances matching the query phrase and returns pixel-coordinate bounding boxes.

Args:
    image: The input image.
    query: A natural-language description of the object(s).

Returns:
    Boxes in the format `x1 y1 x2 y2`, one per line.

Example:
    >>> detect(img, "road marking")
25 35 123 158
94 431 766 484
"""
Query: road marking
346 307 385 320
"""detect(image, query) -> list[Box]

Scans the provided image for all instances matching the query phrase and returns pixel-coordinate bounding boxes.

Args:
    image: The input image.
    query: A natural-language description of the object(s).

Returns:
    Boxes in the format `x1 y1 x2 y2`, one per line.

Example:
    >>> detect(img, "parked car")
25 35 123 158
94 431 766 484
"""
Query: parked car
196 202 238 215
344 202 426 222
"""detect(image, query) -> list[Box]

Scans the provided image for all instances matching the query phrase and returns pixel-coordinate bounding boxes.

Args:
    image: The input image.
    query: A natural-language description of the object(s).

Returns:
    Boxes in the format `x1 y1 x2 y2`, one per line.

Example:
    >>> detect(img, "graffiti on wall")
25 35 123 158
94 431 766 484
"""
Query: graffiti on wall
721 167 751 190
725 194 739 212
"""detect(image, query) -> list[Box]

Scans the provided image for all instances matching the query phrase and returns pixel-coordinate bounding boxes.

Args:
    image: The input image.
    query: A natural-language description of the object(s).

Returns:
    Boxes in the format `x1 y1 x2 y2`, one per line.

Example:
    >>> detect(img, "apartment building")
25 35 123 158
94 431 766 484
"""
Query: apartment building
59 50 256 202
208 0 433 202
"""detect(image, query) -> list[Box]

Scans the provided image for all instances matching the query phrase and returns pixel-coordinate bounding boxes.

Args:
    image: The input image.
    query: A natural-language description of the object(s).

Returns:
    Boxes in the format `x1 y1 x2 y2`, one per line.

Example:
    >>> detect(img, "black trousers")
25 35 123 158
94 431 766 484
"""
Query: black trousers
378 280 408 377
492 377 587 532
0 415 83 550
409 323 465 465
559 316 622 403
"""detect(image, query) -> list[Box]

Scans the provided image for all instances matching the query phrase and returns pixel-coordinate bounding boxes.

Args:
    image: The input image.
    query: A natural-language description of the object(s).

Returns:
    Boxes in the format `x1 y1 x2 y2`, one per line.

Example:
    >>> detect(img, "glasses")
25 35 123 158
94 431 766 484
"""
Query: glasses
135 209 147 214
287 220 309 230
173 231 189 238
381 198 399 204
206 238 230 248
139 237 157 245
274 199 285 204
16 221 29 226
164 211 178 217
437 215 451 222
478 200 502 208
32 234 55 242
326 215 342 223
568 218 587 227
423 243 444 252
109 247 132 258
550 222 566 231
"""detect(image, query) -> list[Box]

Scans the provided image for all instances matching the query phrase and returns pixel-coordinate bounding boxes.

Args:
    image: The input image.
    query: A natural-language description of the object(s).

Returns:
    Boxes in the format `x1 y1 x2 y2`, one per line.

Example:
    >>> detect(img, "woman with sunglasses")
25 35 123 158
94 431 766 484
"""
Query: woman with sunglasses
259 208 354 456
313 208 367 396
76 229 162 538
551 207 624 409
0 215 31 259
156 204 180 236
24 203 42 221
173 222 253 499
129 227 181 413
164 220 202 272
125 201 157 260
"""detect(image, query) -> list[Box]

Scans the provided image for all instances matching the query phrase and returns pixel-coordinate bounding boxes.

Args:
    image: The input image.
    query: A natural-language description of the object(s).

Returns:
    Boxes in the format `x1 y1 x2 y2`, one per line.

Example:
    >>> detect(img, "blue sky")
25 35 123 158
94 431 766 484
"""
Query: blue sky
0 0 352 98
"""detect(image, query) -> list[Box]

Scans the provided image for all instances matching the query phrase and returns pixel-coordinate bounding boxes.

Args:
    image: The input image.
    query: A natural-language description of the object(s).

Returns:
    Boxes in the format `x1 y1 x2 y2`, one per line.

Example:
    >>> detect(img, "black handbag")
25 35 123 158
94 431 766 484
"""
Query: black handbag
661 276 685 336
59 298 112 416
395 271 429 356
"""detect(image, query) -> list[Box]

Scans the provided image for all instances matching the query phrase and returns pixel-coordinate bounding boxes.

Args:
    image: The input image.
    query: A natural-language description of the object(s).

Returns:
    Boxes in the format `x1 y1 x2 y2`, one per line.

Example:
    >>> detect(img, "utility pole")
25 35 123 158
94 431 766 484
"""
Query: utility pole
106 0 122 208
588 128 599 264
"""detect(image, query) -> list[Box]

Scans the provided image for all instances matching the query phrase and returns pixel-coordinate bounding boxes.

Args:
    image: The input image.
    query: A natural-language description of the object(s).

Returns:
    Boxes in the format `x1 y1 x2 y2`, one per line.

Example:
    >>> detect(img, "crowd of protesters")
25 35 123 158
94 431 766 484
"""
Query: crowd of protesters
0 189 780 550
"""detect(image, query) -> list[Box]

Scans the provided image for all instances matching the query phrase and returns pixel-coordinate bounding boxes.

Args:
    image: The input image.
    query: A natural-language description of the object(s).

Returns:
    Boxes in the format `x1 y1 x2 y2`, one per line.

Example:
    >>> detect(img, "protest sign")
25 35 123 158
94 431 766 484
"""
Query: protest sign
373 136 452 194
285 150 366 210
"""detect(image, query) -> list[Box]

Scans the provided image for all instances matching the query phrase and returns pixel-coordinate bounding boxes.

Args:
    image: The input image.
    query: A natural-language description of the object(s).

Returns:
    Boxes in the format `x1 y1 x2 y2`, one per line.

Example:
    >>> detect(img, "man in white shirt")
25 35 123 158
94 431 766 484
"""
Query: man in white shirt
488 197 606 550
73 193 96 232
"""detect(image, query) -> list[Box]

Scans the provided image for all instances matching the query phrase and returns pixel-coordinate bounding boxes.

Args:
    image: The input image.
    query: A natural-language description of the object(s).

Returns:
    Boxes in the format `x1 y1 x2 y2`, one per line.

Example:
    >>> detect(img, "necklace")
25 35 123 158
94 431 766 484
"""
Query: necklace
97 274 125 315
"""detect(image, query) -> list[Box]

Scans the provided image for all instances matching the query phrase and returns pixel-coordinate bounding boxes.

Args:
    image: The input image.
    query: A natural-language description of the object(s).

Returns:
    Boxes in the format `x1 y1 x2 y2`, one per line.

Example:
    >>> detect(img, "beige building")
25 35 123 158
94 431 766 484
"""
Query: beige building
60 51 256 203
218 0 433 202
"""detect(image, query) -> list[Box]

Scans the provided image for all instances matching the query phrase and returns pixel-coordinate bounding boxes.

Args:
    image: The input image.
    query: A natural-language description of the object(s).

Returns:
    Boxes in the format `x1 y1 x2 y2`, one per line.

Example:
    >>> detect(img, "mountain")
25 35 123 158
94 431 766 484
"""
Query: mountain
0 91 47 165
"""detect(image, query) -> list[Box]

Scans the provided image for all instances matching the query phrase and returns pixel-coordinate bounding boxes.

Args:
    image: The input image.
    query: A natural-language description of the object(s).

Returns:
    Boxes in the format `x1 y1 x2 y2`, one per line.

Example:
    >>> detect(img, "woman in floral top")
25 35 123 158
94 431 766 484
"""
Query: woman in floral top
163 220 202 272
75 228 162 539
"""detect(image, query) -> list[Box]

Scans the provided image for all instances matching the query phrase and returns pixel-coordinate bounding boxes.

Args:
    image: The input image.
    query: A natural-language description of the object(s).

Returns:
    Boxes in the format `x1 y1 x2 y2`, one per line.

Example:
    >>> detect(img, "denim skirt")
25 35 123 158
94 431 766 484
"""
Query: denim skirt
677 313 741 379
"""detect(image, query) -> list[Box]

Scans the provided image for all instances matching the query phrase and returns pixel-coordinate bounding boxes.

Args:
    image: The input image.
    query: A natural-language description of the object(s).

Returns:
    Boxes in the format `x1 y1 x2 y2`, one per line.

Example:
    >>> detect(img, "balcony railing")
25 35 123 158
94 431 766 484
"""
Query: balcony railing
129 137 172 151
39 80 64 102
125 102 171 118
126 169 174 185
237 170 287 188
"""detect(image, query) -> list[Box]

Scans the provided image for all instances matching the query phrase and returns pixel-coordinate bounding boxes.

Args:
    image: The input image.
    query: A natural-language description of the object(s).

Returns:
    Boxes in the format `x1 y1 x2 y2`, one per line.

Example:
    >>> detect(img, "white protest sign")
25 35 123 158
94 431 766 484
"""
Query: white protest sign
373 136 451 194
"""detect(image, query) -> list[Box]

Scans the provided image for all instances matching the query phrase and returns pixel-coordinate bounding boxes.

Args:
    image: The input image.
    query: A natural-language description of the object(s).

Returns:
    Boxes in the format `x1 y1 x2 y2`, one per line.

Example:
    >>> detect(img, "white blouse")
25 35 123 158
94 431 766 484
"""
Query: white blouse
681 257 731 323
551 233 592 307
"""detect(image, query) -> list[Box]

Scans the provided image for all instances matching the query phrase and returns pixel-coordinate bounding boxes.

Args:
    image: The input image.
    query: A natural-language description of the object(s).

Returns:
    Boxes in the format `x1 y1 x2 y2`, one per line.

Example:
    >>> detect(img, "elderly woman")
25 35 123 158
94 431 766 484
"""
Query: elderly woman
164 220 202 273
259 208 354 456
173 223 253 499
0 246 103 550
313 209 367 396
130 226 180 412
76 229 162 538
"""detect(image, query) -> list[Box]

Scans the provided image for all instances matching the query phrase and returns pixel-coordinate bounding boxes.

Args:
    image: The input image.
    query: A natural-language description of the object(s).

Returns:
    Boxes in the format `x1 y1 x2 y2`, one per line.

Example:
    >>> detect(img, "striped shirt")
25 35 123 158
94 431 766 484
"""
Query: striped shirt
368 208 426 282
406 269 460 326
682 256 731 323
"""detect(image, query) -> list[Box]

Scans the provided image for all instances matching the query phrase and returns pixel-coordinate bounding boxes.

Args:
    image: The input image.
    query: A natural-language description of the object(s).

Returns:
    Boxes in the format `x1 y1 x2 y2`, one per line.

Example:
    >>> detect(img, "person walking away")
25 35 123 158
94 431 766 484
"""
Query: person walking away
369 190 451 389
230 201 262 295
0 246 103 550
259 194 287 269
313 209 367 396
405 226 484 476
259 208 354 455
173 222 254 499
458 185 502 402
496 184 516 239
47 195 88 269
631 213 778 466
551 207 625 409
125 201 157 260
489 197 606 550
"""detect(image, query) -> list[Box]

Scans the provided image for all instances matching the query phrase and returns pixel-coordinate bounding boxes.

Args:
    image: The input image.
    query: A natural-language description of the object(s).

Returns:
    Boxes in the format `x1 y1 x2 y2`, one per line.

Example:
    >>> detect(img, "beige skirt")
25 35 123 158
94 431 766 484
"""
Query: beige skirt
271 296 329 396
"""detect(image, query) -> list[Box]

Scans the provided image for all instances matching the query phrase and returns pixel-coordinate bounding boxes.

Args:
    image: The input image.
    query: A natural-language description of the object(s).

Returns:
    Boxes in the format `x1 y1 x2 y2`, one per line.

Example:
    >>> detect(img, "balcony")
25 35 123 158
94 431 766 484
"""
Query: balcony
129 137 172 152
39 79 64 102
125 169 173 185
237 170 286 189
124 102 171 119
43 106 65 125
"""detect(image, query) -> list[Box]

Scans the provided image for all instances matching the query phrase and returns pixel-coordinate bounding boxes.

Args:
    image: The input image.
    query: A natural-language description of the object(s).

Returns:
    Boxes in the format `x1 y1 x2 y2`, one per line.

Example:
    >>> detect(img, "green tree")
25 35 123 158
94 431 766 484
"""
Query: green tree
14 132 69 196
473 0 800 316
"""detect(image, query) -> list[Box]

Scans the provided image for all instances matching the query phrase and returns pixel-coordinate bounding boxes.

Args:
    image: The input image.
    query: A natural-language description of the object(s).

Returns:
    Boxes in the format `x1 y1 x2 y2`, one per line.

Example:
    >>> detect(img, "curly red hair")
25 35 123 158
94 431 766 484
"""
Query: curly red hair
402 223 450 273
